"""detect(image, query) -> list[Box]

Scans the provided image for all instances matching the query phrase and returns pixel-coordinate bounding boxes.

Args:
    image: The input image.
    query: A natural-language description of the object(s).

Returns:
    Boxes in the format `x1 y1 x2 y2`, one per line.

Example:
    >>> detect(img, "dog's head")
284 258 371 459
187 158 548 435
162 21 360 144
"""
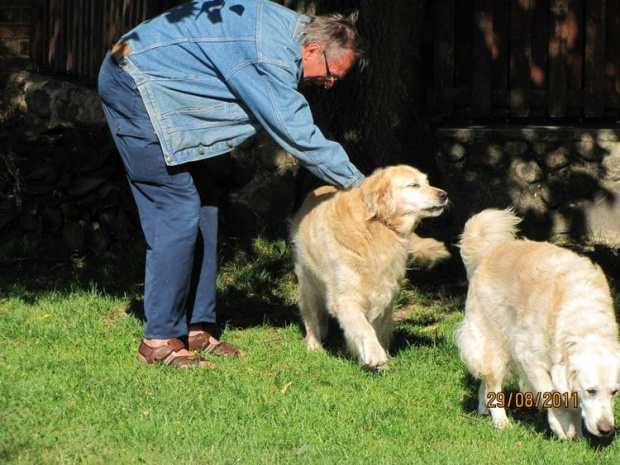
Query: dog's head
554 343 620 437
361 165 448 232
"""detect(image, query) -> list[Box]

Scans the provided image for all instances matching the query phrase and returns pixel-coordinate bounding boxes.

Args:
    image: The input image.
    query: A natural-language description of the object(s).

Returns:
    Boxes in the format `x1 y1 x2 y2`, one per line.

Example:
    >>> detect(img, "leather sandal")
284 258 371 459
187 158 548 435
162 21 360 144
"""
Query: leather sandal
188 330 242 356
138 338 214 368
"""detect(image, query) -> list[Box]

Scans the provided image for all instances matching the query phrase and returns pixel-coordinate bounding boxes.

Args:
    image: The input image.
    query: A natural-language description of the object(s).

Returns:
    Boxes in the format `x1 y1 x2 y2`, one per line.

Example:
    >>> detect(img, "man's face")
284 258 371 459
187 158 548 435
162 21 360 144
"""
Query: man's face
300 43 355 89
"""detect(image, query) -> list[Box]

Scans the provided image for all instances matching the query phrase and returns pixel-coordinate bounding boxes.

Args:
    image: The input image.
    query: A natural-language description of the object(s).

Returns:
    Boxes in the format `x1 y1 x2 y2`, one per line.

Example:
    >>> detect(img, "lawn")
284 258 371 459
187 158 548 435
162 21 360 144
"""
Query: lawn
1 230 619 464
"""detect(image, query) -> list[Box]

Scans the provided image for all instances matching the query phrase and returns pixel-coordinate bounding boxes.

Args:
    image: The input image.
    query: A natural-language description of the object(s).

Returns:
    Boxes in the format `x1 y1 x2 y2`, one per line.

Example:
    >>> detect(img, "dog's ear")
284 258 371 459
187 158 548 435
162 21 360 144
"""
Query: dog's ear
361 173 395 220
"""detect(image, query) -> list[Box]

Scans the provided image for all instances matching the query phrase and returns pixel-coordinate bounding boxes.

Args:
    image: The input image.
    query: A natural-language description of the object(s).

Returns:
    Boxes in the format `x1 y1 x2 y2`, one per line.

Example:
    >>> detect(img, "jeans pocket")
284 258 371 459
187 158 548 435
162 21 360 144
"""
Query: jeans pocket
106 111 171 184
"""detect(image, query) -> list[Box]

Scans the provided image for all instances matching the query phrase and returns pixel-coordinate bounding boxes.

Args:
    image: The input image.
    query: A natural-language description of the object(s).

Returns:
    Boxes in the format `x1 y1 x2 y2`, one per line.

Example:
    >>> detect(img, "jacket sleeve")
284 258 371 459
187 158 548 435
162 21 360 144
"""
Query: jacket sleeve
225 61 364 189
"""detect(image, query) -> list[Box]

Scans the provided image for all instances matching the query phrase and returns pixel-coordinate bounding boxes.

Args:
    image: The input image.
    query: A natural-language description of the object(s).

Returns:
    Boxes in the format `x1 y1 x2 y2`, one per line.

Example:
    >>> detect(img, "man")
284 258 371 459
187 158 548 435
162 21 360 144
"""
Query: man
98 0 366 367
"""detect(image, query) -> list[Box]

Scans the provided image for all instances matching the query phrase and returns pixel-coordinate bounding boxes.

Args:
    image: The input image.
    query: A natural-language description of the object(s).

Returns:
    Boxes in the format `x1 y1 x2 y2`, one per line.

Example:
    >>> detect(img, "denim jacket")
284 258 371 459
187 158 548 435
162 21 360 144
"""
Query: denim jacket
116 0 363 188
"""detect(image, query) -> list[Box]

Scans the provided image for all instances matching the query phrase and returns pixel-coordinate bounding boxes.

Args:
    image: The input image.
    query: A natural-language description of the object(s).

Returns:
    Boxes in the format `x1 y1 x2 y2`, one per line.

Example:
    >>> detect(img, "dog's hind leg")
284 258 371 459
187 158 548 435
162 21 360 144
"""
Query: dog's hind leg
477 381 491 415
482 375 512 429
371 308 394 351
296 269 328 351
456 299 511 427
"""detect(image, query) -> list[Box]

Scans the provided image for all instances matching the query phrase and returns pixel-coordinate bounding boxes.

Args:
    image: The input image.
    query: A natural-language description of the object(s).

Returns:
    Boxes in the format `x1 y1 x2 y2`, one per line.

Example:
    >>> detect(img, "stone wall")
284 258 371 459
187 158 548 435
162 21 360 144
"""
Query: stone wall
4 68 620 246
435 125 620 246
4 71 106 126
1 70 300 241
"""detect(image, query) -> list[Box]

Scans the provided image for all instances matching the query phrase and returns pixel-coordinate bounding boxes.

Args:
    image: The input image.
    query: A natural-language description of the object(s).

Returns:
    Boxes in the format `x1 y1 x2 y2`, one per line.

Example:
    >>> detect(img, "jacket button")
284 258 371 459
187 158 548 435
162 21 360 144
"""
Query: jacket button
227 140 234 148
199 148 204 155
165 156 173 163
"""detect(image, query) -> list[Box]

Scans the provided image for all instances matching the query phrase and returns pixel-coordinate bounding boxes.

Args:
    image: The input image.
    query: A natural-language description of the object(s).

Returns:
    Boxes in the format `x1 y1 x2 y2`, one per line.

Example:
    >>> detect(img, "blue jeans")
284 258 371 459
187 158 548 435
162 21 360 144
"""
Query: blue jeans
98 52 218 339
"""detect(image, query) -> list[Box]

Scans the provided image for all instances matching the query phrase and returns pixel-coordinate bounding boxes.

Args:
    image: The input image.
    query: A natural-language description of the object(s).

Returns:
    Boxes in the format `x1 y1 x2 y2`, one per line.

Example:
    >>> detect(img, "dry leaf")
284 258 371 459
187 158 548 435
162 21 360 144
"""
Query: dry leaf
281 381 293 394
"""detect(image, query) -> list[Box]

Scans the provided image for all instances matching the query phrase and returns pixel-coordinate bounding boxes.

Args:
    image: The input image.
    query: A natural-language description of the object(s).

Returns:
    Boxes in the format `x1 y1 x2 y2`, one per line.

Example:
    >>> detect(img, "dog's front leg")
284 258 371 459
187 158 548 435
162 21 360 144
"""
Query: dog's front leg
335 301 388 370
523 363 582 439
518 362 557 403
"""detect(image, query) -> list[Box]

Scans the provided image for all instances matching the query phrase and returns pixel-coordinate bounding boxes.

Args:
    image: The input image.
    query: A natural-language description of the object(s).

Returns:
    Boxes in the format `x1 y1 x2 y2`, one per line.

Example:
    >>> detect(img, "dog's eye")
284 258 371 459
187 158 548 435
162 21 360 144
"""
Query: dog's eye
586 389 598 396
407 183 420 188
612 389 619 397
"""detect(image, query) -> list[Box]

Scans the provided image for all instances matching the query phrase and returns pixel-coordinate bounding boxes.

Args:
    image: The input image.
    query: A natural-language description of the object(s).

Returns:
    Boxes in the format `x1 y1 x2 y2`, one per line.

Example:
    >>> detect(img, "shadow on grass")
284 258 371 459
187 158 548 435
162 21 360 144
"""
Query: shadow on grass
0 223 299 322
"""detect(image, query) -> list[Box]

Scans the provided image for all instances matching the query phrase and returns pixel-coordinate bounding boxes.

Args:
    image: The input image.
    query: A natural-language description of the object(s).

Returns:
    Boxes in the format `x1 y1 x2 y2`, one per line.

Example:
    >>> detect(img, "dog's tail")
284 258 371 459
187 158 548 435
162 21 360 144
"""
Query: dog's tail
459 208 521 280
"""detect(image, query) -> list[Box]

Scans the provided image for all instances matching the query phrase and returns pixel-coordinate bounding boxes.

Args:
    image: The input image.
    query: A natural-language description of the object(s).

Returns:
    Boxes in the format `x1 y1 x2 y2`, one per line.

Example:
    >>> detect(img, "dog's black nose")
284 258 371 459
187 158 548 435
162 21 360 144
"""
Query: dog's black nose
438 190 448 202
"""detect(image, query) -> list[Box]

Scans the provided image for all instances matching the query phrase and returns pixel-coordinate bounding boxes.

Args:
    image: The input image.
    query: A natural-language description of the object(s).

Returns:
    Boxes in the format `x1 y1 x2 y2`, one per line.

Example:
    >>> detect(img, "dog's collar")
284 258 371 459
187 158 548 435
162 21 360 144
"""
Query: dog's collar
372 216 405 237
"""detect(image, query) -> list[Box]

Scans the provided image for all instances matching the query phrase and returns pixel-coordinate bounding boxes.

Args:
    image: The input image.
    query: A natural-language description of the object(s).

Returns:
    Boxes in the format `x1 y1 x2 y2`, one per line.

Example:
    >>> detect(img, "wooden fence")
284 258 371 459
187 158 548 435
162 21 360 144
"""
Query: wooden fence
430 0 620 122
28 0 620 122
30 0 181 83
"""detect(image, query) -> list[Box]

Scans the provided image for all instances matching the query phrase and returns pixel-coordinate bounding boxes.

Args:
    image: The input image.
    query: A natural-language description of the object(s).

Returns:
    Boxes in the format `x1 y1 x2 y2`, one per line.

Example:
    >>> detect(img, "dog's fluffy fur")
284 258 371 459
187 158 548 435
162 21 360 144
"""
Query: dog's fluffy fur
289 165 450 370
455 208 620 440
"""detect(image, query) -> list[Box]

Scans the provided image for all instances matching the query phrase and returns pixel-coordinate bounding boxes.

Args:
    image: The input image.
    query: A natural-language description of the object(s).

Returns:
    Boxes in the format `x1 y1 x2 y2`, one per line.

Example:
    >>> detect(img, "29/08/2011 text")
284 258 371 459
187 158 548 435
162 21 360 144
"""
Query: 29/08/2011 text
486 391 578 409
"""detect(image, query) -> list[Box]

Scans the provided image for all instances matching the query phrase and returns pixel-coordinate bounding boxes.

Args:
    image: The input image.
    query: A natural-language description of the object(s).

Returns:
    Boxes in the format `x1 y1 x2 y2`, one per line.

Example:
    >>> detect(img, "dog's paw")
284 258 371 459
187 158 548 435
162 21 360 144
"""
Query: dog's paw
408 236 451 269
490 409 512 429
493 418 513 430
363 359 389 372
305 337 324 352
360 345 389 371
547 408 583 440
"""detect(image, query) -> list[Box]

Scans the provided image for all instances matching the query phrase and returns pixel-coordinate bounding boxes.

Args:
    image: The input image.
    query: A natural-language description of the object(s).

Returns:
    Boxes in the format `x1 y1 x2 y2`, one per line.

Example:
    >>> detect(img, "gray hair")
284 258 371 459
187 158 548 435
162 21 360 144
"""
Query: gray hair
301 11 367 69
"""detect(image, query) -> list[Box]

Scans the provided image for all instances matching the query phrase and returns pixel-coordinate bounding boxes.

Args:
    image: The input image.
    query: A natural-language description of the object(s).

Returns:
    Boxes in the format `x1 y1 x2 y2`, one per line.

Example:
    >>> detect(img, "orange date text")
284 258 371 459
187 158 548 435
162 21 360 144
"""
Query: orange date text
486 391 578 409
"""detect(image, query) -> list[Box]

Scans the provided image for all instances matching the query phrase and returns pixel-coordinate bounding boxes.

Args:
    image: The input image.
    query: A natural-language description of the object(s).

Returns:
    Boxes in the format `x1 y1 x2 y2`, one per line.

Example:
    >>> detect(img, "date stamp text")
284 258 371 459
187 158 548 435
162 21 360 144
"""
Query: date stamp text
486 391 578 409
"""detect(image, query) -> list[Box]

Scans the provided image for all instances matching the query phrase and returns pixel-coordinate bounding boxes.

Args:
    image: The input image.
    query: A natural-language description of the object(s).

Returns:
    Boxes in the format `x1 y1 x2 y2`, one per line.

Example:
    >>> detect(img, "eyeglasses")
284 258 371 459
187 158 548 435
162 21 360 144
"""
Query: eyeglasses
322 51 341 88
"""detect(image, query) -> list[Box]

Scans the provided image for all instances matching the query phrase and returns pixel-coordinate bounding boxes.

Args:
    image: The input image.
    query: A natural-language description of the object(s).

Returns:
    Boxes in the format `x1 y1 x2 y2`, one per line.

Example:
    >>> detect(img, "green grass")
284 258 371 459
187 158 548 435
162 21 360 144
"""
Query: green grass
1 231 620 464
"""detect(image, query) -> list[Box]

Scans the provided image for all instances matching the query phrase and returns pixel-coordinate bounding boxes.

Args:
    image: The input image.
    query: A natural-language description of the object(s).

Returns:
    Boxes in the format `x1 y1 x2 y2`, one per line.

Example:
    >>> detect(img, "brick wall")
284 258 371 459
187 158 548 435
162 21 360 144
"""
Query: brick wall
0 0 32 69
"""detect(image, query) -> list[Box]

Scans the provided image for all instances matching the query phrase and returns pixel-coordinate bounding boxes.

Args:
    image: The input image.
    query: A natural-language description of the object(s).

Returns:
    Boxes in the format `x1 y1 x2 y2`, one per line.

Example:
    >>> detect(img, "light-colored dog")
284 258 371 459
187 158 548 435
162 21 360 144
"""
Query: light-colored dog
455 208 620 440
290 165 450 370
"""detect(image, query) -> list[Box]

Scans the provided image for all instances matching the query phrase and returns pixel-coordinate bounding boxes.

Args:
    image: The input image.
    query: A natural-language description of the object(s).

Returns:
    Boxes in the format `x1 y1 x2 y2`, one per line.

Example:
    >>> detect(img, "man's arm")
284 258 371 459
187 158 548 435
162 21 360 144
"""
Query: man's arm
226 61 363 188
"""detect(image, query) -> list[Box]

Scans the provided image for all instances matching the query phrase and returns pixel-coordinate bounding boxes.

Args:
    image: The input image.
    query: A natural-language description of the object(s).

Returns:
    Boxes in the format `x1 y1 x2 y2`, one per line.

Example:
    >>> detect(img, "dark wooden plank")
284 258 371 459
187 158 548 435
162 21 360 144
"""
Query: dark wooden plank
48 0 58 66
491 0 509 87
472 0 493 118
509 0 533 117
548 0 568 117
605 0 620 103
453 0 473 89
110 0 118 43
567 0 583 91
531 0 548 90
89 0 98 83
584 0 606 118
68 0 79 73
77 0 84 76
121 0 128 33
491 0 509 117
130 0 138 30
30 0 48 68
59 0 67 73
433 0 456 119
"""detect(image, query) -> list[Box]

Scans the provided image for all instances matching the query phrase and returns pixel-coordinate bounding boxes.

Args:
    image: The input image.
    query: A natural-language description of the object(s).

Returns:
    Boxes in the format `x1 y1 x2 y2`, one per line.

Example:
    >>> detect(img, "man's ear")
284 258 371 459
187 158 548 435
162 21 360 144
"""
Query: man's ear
301 42 321 60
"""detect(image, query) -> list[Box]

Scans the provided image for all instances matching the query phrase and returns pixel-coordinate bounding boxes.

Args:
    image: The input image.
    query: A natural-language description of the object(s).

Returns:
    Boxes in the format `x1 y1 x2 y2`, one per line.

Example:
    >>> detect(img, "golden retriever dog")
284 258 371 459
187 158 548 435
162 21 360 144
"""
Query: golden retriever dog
289 165 450 370
455 208 620 440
